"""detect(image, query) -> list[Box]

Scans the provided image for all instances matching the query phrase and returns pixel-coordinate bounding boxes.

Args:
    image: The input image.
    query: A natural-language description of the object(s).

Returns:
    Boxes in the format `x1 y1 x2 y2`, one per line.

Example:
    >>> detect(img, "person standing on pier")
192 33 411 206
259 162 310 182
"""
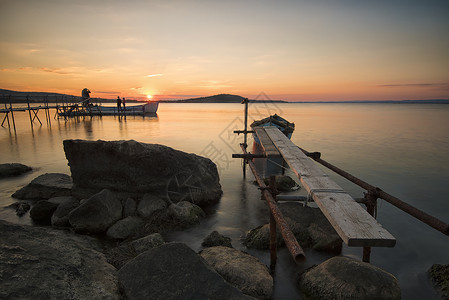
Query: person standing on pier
122 97 126 112
117 96 122 113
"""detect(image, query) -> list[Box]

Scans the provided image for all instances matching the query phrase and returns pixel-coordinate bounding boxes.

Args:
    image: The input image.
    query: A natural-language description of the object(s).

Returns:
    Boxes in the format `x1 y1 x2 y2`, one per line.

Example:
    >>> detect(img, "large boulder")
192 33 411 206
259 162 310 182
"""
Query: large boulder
200 246 273 299
298 256 401 300
51 196 80 227
69 189 122 233
0 163 32 178
0 220 120 299
63 139 222 206
118 243 252 299
12 173 72 200
245 202 342 253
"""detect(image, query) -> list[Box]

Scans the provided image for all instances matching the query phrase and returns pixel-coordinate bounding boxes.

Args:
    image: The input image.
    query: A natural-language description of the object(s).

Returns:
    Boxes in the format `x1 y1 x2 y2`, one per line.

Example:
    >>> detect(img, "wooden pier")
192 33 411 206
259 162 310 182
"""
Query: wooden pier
233 99 448 268
259 126 396 247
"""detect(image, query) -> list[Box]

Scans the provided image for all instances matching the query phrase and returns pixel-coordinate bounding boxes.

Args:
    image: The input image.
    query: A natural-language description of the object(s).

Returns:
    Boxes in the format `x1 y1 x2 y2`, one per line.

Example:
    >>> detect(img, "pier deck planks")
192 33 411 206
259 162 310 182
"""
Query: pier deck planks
263 126 396 247
254 127 282 157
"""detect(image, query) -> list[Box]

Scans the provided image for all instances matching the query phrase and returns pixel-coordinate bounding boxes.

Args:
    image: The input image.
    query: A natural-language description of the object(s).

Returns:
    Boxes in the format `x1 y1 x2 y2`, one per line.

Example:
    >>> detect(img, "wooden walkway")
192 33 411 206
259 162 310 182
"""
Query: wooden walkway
256 126 396 248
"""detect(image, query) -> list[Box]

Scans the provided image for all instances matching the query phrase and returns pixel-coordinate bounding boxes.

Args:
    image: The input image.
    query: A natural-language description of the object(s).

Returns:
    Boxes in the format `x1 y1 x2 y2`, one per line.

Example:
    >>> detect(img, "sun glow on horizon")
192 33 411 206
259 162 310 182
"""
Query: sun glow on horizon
146 94 153 100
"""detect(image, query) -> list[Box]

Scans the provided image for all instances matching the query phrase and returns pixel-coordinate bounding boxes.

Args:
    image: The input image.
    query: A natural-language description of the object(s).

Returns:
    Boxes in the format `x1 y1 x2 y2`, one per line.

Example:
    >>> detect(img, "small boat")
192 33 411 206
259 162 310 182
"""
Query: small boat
250 114 295 144
58 101 158 117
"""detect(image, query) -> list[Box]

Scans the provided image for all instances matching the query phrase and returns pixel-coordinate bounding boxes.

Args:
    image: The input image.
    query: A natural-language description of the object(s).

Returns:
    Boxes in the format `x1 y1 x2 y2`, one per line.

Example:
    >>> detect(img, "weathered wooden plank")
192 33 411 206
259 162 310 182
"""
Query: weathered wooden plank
254 127 281 157
263 126 396 247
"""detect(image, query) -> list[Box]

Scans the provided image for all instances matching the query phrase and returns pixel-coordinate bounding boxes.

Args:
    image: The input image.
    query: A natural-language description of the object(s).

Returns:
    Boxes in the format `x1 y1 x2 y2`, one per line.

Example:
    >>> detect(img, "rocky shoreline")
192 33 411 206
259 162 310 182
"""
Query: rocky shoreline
1 139 445 299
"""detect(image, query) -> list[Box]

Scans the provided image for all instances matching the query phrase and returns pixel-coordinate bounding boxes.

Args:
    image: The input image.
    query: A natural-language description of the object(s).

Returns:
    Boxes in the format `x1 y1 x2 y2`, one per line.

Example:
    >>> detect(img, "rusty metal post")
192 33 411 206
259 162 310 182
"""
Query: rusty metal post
269 176 278 272
9 97 16 133
362 190 378 263
27 96 33 128
242 98 249 149
240 144 305 263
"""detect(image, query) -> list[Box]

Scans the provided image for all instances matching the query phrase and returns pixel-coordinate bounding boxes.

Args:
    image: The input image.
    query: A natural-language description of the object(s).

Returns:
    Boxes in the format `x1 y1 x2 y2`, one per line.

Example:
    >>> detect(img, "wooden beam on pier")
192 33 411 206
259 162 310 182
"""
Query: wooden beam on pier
263 126 396 248
254 127 281 158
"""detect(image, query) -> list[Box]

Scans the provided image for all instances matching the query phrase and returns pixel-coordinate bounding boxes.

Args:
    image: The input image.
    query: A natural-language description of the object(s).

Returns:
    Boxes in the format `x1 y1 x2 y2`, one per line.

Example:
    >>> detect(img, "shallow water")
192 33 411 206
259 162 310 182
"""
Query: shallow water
1 102 448 299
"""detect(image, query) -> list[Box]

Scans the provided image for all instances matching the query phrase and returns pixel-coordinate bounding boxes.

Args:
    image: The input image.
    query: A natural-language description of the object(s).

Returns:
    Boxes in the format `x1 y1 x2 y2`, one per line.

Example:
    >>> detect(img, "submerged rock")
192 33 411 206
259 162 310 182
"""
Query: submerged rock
118 243 251 299
0 220 120 299
428 264 449 299
298 256 401 300
202 230 233 248
262 175 300 192
12 173 72 200
63 139 222 206
69 189 122 233
244 202 342 253
0 163 32 178
200 246 273 299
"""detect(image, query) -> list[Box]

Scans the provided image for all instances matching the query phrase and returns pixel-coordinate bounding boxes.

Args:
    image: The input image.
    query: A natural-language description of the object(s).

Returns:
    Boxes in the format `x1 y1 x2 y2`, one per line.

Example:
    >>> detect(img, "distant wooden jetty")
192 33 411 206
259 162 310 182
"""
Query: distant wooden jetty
1 94 158 133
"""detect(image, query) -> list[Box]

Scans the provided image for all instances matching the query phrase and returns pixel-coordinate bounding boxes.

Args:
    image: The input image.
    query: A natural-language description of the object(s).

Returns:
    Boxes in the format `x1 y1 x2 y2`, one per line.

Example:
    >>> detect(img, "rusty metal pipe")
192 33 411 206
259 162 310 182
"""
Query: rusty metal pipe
241 144 306 263
298 146 449 236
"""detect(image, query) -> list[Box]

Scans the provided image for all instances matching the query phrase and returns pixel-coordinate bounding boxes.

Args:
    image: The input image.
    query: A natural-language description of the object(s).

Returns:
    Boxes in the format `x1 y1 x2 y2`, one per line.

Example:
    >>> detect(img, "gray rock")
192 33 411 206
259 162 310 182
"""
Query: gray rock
244 202 342 253
63 139 222 206
299 256 401 300
51 197 79 227
12 173 72 200
137 194 167 218
202 230 233 248
118 242 252 300
131 233 165 254
0 163 32 178
168 201 205 225
106 216 144 240
69 189 122 233
0 220 120 299
428 264 449 299
30 200 59 224
123 197 137 217
263 175 300 192
201 246 273 299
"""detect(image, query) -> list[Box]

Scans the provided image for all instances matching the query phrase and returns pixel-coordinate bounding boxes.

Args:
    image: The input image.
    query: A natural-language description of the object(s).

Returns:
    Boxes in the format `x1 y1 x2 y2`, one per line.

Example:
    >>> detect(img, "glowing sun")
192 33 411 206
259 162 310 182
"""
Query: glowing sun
146 94 153 100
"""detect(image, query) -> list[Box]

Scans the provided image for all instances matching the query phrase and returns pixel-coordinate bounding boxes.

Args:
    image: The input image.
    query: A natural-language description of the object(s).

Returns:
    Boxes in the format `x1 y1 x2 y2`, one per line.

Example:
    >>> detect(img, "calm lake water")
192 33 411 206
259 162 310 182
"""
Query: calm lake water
1 102 448 299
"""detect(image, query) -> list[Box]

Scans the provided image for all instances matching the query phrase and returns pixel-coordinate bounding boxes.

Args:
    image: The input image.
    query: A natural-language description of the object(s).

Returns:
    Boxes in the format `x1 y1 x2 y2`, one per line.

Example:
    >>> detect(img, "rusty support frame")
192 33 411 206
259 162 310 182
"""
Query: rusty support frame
298 146 449 236
240 144 305 264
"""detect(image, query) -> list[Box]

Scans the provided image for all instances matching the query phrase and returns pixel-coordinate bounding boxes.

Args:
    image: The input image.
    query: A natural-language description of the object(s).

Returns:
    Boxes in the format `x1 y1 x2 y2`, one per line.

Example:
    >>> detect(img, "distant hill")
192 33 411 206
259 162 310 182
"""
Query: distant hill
160 94 287 103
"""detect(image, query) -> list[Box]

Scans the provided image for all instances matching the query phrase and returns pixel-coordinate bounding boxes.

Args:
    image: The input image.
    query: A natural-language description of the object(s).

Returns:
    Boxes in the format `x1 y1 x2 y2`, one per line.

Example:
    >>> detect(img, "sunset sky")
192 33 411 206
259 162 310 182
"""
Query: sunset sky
1 0 448 101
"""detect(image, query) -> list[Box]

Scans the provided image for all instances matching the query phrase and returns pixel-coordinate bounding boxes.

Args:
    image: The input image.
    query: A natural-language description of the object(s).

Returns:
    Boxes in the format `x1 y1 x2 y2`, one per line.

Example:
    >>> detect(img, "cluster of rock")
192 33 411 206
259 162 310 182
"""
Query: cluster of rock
10 140 223 239
1 218 273 299
0 139 427 299
3 140 277 298
244 202 343 253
